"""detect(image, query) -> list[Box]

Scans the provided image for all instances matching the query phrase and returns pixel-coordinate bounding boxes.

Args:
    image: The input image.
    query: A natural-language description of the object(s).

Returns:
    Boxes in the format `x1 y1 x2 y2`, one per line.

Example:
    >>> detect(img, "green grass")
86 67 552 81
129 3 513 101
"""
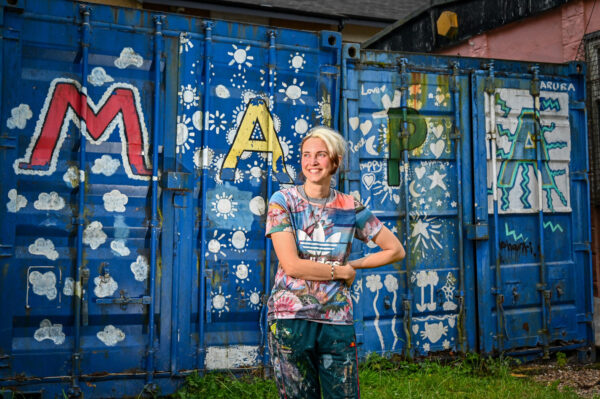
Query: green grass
171 353 582 399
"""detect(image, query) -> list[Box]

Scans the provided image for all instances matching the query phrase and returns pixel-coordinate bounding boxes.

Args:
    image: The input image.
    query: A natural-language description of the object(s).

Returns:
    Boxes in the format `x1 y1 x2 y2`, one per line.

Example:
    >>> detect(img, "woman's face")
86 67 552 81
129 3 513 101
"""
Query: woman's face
301 137 335 186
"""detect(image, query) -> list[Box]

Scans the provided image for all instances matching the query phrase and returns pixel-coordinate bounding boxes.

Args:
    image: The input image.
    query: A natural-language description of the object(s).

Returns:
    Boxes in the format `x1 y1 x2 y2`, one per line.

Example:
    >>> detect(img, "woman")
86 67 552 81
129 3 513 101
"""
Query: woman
266 126 405 399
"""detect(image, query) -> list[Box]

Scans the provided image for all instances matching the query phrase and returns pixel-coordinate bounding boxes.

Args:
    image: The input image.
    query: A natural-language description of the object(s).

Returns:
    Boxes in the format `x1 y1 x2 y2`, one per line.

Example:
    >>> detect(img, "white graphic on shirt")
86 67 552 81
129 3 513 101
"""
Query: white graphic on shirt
297 223 342 256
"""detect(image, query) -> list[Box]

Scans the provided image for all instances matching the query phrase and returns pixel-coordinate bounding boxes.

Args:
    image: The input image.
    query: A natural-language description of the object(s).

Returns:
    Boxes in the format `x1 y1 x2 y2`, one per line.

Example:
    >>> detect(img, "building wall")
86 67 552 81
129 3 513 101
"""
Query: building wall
436 0 600 63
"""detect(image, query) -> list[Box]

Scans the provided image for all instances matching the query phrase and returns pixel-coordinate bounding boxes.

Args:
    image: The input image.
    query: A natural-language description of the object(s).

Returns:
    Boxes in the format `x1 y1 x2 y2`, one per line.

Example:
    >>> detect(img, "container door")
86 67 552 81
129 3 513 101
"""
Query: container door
341 47 477 356
474 64 593 356
174 24 341 370
0 1 177 394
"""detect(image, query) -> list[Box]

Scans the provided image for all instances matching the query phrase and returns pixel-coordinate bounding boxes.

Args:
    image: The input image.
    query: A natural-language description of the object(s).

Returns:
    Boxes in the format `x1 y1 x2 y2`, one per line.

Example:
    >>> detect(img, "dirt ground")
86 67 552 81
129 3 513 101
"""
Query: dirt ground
514 361 600 398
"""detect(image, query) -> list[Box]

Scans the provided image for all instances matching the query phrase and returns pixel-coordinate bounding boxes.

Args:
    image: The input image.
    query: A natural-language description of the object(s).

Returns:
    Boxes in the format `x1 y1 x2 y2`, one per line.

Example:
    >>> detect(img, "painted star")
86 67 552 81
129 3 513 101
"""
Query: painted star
451 201 457 208
428 170 447 190
411 219 430 238
436 200 442 207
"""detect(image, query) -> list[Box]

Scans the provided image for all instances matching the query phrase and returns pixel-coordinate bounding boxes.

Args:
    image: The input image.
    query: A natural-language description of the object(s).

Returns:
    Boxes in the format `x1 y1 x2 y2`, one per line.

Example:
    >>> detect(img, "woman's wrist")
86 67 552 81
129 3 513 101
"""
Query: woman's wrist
333 264 348 280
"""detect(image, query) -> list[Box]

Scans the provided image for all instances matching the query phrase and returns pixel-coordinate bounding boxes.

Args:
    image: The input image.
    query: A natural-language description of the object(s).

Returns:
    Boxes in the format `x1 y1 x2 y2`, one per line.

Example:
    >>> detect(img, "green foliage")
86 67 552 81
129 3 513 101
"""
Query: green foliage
171 355 580 399
556 351 567 368
172 371 278 399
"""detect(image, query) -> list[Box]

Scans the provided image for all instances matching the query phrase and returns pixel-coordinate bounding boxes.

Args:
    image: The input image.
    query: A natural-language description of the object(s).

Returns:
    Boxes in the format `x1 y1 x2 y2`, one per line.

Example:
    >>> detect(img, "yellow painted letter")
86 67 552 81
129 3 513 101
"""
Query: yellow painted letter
220 98 292 183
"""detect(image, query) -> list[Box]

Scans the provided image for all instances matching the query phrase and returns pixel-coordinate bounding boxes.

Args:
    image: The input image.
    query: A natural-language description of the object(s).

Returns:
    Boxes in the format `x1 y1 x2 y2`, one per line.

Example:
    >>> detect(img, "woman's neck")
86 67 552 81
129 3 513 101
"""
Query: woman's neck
303 181 331 199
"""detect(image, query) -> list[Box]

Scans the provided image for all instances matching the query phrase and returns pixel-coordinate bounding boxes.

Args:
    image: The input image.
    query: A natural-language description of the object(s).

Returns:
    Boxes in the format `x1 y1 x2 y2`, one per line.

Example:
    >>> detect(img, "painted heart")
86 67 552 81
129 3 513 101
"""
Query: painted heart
415 166 426 179
433 123 444 138
360 120 372 136
349 117 359 131
448 318 456 328
435 93 445 105
362 173 375 190
430 140 445 158
416 303 427 312
412 324 419 335
381 94 391 110
391 90 401 107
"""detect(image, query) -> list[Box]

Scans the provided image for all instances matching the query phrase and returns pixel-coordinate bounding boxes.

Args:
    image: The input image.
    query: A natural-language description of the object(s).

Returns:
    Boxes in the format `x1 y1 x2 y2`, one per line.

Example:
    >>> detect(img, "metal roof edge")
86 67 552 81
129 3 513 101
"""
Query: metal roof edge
362 0 459 48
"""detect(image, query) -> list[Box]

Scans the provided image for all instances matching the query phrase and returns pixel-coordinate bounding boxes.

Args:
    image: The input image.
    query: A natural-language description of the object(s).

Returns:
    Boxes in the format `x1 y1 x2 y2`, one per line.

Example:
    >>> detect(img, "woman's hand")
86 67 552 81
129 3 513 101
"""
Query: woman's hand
335 264 356 286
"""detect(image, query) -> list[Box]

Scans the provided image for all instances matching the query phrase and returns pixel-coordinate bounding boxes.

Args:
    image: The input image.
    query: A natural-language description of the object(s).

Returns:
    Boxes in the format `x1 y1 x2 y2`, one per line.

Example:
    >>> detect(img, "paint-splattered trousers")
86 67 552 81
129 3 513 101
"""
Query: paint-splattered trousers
268 319 360 399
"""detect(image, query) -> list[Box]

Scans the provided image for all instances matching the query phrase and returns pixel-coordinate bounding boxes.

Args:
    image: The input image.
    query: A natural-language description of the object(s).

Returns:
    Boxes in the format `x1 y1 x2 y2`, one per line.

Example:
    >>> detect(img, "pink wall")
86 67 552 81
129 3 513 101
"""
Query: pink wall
437 0 600 63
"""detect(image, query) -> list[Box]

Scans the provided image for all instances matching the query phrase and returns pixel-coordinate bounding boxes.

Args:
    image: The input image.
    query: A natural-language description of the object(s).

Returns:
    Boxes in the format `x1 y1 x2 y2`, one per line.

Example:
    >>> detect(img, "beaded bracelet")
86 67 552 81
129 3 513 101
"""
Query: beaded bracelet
331 264 335 280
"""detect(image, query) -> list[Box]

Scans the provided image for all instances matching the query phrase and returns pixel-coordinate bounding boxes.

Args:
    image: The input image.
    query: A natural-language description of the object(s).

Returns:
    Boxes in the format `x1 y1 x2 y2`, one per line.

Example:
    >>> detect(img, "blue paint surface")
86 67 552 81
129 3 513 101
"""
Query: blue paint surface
0 0 592 397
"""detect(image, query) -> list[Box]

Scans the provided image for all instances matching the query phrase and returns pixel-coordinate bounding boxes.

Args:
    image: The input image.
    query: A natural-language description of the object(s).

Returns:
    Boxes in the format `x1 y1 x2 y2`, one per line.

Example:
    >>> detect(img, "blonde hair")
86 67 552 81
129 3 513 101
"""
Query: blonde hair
300 126 347 175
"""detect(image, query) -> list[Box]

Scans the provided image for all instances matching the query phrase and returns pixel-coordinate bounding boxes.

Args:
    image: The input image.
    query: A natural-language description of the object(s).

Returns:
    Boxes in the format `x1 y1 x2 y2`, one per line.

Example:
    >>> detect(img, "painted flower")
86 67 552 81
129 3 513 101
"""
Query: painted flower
366 274 383 292
384 274 398 292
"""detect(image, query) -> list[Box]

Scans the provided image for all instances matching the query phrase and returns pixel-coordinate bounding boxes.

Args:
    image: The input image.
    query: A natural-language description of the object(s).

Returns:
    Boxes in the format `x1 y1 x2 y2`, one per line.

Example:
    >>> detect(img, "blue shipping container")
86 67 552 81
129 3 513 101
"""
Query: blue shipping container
0 0 593 397
340 48 592 359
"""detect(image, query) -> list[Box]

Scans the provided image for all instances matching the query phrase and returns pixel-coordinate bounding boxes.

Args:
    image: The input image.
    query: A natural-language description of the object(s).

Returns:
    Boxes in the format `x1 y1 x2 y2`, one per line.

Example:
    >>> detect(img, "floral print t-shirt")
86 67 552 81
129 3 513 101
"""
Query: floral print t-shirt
266 186 383 325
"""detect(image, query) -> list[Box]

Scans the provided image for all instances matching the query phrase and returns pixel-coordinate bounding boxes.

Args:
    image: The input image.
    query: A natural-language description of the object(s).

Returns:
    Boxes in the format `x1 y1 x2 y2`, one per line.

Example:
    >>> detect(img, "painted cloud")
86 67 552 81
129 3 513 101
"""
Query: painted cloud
34 192 65 211
63 277 74 296
29 238 59 261
94 275 118 298
130 255 149 281
83 221 107 250
215 85 230 99
34 319 65 345
92 155 120 176
103 190 128 212
97 325 125 346
29 270 57 300
7 189 27 213
110 239 130 256
63 166 79 188
249 196 265 216
7 104 32 129
114 47 143 69
87 67 114 87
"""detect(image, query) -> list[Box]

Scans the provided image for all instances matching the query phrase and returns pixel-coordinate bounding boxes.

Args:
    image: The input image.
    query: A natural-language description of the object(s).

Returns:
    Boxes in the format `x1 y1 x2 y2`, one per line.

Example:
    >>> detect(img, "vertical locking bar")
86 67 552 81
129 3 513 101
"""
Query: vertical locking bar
485 62 506 352
196 20 213 372
69 5 91 398
398 58 413 359
262 29 277 370
530 65 551 359
450 63 466 352
144 15 164 391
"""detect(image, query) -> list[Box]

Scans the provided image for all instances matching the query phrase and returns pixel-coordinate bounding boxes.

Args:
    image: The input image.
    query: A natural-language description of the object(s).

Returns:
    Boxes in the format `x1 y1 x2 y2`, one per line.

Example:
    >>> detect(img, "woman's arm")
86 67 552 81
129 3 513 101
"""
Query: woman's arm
349 226 405 269
270 231 356 285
